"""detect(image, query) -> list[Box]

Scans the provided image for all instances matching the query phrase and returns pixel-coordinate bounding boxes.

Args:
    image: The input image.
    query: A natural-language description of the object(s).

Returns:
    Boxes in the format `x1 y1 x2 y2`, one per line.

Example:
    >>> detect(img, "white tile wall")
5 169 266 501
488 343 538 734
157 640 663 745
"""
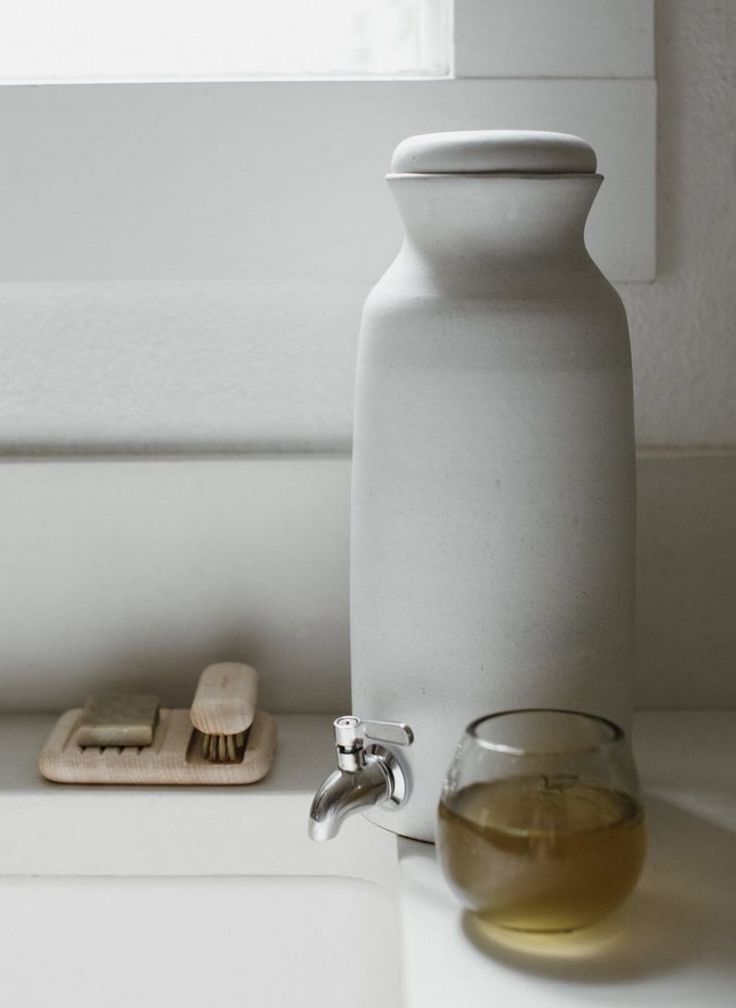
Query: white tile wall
1 452 733 713
0 456 350 713
0 281 361 453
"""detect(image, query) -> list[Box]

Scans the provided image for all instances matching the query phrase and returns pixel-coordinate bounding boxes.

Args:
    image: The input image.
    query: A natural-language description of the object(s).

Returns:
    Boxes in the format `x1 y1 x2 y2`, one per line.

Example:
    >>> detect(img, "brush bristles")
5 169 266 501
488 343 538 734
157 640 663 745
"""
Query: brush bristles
200 730 247 763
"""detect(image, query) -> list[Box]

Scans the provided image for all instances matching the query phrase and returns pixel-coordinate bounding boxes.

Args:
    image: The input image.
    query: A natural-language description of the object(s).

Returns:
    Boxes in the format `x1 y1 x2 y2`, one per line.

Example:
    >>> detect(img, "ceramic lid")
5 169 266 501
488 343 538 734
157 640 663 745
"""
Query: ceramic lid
390 130 597 175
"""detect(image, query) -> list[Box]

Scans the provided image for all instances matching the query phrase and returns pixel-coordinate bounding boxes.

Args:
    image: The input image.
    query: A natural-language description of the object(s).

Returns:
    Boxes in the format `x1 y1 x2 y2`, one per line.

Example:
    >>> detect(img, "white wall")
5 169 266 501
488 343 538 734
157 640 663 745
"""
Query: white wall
621 0 736 446
3 2 734 450
0 78 654 454
1 454 734 714
0 2 733 713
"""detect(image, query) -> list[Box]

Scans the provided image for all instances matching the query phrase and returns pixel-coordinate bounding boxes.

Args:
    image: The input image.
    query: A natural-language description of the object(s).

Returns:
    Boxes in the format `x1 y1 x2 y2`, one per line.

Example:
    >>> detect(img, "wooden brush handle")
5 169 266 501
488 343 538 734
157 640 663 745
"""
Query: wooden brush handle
190 663 258 736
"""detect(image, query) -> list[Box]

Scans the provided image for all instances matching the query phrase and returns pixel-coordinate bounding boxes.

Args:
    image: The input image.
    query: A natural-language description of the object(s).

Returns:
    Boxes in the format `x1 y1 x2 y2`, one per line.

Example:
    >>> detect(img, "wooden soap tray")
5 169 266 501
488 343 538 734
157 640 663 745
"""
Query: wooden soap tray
39 708 276 785
38 663 276 785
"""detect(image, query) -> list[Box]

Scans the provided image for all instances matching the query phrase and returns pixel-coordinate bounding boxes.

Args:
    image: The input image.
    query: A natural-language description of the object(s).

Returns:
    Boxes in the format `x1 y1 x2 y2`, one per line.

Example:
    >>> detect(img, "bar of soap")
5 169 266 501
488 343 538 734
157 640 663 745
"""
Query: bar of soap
76 694 160 747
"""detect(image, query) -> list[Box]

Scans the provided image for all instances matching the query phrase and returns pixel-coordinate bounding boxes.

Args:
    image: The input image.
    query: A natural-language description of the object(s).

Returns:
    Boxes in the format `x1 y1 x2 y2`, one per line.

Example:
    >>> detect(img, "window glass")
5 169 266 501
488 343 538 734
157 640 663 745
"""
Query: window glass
1 0 450 83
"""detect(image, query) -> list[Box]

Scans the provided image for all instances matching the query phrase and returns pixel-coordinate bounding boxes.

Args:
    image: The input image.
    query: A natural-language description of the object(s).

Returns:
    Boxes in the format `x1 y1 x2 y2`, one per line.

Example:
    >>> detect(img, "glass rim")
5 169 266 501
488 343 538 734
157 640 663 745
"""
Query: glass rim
465 707 626 756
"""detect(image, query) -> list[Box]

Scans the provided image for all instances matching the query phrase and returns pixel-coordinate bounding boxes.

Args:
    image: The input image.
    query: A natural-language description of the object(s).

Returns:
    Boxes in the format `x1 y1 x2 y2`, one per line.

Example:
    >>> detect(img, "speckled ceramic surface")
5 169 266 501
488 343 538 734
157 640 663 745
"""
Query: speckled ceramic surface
351 131 635 841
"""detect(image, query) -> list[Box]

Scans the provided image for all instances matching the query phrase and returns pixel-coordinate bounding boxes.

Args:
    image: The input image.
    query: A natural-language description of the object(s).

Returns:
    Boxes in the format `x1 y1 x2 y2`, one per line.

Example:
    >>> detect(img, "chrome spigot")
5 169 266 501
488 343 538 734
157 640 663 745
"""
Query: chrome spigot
308 715 414 842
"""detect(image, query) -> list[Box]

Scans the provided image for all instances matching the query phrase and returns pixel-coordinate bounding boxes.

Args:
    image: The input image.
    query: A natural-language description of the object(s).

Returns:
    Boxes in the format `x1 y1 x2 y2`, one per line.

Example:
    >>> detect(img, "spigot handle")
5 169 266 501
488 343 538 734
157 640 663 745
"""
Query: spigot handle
361 720 414 747
333 715 413 750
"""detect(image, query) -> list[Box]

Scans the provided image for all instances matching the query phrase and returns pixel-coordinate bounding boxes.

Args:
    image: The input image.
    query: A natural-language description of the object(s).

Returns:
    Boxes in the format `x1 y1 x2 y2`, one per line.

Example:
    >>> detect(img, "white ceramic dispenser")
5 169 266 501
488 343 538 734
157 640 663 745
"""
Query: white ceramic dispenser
349 131 636 842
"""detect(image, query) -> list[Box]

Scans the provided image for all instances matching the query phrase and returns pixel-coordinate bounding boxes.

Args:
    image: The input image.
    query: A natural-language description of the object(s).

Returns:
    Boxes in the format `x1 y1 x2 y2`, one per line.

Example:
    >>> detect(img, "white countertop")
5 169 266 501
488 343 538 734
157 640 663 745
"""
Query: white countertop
0 710 734 1007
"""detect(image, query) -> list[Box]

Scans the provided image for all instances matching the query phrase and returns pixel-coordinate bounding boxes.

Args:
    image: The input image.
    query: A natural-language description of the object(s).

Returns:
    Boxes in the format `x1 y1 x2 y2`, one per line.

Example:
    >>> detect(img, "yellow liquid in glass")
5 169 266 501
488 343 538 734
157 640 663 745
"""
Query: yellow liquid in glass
438 776 645 932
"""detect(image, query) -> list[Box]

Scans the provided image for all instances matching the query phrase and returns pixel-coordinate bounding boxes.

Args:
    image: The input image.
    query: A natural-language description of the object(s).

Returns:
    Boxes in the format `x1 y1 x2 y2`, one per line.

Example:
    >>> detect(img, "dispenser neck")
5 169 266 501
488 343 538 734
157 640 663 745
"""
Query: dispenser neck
388 173 602 278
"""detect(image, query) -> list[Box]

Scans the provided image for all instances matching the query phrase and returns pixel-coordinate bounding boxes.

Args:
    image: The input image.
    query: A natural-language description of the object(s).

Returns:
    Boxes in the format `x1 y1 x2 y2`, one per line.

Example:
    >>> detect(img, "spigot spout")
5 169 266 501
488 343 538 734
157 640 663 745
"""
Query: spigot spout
308 716 413 842
308 757 391 842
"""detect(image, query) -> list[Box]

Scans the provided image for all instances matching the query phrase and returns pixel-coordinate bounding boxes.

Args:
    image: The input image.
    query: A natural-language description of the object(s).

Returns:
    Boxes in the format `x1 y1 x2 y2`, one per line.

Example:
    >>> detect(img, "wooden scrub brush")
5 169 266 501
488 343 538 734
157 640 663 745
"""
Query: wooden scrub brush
190 662 258 763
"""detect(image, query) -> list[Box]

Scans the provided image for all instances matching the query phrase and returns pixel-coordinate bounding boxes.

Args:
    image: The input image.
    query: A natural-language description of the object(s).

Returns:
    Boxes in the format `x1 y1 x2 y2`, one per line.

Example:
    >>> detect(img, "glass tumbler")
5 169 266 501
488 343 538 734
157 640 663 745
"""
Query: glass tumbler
437 709 646 933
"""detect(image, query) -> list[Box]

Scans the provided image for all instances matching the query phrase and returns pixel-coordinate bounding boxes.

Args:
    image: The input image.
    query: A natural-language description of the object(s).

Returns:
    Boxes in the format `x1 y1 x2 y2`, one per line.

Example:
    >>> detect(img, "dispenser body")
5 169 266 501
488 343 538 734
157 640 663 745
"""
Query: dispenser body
350 134 635 842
